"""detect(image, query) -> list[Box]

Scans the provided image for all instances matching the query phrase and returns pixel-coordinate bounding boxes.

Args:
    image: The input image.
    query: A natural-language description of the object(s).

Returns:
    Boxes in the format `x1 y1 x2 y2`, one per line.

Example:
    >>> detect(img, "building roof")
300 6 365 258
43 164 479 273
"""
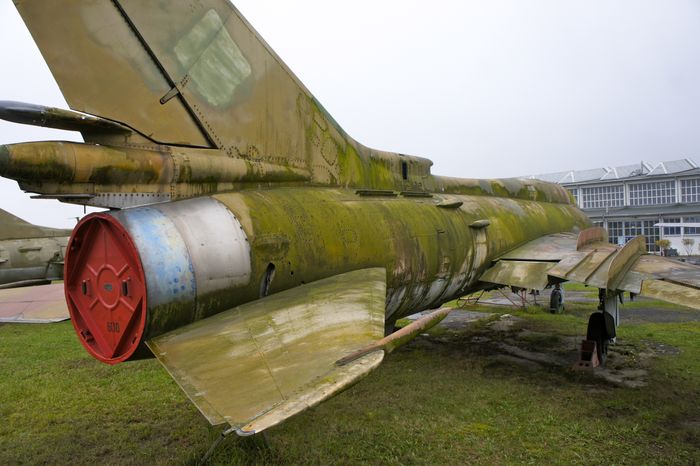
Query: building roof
529 159 699 185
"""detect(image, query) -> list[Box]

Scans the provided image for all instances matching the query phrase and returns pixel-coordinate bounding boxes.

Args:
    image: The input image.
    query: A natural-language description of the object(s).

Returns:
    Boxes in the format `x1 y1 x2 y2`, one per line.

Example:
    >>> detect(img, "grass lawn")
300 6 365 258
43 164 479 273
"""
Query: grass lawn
1 301 698 465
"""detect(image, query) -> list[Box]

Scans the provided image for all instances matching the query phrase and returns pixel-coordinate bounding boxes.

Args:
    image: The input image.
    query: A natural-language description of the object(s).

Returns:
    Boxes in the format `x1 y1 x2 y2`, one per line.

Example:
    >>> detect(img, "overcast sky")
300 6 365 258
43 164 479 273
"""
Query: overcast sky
1 1 699 228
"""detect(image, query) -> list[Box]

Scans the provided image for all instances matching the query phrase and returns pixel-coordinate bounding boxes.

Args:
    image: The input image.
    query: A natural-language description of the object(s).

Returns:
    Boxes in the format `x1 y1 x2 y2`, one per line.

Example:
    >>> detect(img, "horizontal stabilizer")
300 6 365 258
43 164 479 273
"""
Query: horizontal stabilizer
147 268 387 434
0 283 69 323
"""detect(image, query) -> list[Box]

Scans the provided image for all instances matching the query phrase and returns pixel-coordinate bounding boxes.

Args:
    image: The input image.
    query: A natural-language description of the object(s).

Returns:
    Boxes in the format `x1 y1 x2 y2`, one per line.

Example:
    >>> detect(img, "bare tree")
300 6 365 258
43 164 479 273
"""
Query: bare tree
682 237 695 256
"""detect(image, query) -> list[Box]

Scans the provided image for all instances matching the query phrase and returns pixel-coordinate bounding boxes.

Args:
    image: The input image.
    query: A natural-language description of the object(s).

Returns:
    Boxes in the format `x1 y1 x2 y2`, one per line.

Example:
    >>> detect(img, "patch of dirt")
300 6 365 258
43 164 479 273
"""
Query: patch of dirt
415 313 682 389
405 309 492 332
487 314 522 332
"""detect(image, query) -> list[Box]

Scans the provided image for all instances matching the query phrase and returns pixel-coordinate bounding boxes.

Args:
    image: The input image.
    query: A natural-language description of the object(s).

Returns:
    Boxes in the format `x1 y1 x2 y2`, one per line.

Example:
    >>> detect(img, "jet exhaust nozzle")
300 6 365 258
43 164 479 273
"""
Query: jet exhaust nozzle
64 197 252 364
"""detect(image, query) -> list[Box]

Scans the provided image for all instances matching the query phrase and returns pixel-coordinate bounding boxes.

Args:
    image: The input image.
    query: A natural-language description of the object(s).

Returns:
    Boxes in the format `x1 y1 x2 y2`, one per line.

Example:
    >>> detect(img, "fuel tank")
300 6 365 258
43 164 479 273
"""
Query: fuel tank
65 189 589 364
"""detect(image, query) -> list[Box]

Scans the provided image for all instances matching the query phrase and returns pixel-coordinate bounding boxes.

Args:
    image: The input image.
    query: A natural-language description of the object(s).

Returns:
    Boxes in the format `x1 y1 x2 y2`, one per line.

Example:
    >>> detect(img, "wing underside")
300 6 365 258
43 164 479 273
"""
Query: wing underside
479 227 700 310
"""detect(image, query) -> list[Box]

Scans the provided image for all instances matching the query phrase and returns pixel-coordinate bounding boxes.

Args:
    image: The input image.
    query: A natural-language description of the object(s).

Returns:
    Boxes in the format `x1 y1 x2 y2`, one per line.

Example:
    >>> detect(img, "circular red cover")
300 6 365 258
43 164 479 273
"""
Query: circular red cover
65 214 147 365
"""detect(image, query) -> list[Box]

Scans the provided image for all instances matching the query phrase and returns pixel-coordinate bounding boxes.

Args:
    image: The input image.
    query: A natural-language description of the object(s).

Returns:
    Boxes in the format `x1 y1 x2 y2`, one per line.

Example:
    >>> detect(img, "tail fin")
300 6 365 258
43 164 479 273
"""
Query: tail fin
0 209 70 240
15 1 362 179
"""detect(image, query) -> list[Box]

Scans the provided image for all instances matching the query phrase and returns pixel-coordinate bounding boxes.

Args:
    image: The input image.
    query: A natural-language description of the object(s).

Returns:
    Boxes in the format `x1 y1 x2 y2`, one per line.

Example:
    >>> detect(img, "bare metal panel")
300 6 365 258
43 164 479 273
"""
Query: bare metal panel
154 198 251 316
147 268 386 430
0 283 69 323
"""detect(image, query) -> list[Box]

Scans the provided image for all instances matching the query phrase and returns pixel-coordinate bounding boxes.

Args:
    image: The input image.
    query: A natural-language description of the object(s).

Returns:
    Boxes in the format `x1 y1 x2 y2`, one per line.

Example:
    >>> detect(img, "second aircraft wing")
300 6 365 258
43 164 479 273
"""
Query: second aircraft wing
479 227 700 310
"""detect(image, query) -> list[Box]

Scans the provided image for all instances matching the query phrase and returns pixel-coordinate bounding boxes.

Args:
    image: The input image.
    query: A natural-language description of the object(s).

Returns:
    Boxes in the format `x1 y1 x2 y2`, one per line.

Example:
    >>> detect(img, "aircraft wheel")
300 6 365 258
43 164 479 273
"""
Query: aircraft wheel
549 289 563 314
586 312 609 366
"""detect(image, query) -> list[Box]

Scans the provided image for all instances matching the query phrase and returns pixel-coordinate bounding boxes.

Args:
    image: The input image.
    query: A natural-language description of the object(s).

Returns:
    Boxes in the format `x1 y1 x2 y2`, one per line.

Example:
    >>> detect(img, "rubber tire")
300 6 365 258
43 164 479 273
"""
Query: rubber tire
586 312 608 366
549 289 563 314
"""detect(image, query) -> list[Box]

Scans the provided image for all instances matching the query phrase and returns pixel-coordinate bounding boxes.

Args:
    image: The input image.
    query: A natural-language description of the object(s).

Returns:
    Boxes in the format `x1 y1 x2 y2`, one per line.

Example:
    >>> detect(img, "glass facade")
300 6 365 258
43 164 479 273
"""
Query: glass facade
582 185 624 209
684 216 700 235
607 221 624 245
681 178 700 203
663 218 681 236
605 219 660 252
642 220 660 252
559 172 700 253
628 181 676 206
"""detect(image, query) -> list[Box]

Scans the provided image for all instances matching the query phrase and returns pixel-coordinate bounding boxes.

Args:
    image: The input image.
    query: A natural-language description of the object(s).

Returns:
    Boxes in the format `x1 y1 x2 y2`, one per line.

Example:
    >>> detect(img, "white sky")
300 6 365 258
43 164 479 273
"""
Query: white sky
1 0 699 228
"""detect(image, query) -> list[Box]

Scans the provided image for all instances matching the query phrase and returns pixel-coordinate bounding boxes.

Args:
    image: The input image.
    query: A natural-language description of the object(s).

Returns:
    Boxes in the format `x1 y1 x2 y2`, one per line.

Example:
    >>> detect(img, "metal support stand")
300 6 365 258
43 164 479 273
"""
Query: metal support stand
456 289 486 308
199 428 273 465
200 426 236 465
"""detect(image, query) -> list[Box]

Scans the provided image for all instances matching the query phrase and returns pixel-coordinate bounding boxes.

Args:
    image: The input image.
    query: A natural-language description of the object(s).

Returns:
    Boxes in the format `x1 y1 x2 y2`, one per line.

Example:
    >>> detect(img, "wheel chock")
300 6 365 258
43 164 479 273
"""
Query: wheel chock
574 339 600 370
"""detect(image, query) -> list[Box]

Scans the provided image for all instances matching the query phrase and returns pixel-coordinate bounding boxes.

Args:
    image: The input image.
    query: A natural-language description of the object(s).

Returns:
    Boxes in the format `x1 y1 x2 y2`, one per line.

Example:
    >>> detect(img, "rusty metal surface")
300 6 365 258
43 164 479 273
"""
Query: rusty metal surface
147 268 386 430
0 283 69 323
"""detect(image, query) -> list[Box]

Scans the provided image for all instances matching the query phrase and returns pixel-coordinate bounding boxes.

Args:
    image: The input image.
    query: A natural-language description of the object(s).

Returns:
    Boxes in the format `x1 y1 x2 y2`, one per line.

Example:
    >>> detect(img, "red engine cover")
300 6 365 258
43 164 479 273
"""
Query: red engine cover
65 214 147 364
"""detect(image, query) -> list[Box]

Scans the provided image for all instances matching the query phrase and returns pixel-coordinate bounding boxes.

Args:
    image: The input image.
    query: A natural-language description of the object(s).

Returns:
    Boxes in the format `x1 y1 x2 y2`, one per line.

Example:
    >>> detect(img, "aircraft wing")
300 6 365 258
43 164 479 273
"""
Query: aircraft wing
147 268 387 435
479 227 700 310
0 283 70 323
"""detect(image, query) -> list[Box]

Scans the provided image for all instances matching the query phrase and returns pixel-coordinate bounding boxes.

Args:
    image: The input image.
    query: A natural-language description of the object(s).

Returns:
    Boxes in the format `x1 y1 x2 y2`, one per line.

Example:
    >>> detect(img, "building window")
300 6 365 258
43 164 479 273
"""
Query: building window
642 220 660 252
625 221 642 243
567 188 579 206
582 185 624 209
663 218 681 236
628 181 676 206
681 178 700 203
607 221 624 245
684 216 700 235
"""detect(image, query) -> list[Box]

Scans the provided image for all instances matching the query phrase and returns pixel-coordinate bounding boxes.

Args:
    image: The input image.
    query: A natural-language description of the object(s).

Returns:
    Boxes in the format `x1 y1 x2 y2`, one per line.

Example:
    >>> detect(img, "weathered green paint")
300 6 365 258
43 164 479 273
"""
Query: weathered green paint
6 0 700 438
204 188 589 326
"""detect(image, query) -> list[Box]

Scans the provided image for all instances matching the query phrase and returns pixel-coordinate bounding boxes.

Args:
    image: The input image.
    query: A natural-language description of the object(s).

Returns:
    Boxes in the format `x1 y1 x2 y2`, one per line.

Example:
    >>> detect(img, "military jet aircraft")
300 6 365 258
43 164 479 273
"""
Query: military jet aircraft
0 208 70 323
1 0 699 441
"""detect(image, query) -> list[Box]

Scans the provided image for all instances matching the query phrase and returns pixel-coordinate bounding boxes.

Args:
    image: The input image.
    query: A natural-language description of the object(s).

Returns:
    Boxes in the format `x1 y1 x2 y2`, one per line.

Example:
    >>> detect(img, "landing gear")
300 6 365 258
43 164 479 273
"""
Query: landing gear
549 284 564 314
578 289 619 368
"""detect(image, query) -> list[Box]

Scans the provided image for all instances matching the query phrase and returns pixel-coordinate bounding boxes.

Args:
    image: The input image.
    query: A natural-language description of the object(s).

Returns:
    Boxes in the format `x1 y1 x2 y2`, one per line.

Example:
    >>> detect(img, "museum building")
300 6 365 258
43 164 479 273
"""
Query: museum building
529 159 700 255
